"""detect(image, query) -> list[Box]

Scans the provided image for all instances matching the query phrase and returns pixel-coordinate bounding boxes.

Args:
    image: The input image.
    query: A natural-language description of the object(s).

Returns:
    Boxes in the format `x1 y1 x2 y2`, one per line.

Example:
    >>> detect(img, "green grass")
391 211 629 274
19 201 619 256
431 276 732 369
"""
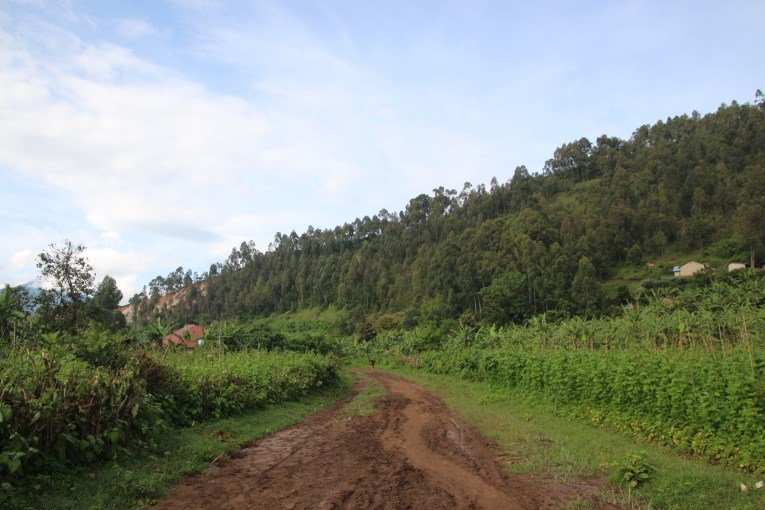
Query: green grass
602 279 643 296
5 374 353 510
381 364 765 510
339 372 386 421
274 305 343 322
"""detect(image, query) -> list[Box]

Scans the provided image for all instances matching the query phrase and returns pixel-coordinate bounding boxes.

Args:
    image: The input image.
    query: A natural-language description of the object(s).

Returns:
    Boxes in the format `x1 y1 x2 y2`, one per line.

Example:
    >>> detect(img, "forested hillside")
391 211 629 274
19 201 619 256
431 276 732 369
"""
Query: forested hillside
130 95 765 325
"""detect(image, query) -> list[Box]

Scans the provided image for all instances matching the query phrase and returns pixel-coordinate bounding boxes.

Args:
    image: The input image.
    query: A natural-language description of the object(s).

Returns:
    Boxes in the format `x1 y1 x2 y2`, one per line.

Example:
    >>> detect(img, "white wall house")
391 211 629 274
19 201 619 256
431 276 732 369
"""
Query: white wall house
674 261 707 277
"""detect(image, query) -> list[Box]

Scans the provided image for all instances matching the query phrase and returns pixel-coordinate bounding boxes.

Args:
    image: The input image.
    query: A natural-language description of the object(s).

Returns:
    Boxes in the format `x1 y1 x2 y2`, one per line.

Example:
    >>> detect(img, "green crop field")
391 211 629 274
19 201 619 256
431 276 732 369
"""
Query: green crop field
0 331 338 498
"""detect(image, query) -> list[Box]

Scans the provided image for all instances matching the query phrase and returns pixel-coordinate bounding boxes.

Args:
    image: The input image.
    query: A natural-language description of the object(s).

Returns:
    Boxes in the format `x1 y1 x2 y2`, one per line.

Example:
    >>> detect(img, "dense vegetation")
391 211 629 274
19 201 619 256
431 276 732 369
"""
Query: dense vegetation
3 94 765 508
0 330 337 485
0 242 340 506
347 270 765 472
129 95 765 326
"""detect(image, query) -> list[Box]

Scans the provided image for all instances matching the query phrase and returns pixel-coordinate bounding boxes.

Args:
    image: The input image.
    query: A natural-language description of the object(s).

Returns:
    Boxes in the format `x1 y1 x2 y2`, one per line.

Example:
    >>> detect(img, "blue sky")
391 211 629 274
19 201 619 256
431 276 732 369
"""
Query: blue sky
1 0 763 299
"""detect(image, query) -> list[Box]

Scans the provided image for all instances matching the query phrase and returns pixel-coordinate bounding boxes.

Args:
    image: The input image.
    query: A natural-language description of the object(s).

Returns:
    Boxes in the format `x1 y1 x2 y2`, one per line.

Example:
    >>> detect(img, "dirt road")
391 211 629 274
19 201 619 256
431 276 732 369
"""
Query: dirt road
151 371 618 509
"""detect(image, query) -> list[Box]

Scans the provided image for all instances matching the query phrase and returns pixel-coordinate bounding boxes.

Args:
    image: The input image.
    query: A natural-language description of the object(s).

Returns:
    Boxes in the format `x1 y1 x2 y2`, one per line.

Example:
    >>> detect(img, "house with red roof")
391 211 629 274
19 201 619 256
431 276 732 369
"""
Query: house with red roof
162 324 205 348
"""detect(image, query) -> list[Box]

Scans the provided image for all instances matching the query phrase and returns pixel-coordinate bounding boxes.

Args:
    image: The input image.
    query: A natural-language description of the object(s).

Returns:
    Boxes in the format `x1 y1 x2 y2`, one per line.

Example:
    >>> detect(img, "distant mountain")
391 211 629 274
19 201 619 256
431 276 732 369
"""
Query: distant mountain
20 280 43 299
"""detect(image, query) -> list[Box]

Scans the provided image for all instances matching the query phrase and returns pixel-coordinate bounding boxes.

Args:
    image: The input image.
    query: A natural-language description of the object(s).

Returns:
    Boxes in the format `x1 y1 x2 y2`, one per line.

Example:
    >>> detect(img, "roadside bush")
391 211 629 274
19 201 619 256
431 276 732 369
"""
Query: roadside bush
160 350 338 423
0 330 338 482
0 342 163 480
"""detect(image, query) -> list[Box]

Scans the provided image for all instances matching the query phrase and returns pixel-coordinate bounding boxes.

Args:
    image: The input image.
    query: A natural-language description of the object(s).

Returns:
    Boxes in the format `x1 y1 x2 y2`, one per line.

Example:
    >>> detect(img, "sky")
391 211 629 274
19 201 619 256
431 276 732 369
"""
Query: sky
1 0 764 300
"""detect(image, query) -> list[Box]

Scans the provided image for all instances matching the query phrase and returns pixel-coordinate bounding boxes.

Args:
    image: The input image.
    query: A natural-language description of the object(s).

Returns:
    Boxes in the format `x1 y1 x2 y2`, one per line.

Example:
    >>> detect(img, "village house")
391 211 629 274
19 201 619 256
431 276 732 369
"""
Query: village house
162 324 205 348
673 261 707 277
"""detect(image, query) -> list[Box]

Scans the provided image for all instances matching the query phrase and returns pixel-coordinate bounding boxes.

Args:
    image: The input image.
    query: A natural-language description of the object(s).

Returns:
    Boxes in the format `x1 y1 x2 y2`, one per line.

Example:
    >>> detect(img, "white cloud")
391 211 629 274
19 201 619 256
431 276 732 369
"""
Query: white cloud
113 18 159 39
100 231 121 241
10 249 35 269
85 247 155 298
0 2 505 271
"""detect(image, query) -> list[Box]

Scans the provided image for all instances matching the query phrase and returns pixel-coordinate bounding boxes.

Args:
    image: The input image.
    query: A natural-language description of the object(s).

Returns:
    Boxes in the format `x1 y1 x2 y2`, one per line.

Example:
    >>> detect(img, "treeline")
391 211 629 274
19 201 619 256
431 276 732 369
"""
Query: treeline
131 95 765 326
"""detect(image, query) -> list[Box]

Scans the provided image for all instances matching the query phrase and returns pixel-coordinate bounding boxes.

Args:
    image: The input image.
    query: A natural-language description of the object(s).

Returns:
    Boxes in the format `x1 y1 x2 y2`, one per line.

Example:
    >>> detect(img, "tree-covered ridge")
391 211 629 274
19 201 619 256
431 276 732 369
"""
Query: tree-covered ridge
132 95 765 325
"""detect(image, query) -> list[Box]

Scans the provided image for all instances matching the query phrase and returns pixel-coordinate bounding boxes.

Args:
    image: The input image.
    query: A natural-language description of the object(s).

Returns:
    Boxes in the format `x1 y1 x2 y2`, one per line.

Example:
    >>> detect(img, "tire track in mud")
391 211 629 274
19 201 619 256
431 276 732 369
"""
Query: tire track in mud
150 371 619 509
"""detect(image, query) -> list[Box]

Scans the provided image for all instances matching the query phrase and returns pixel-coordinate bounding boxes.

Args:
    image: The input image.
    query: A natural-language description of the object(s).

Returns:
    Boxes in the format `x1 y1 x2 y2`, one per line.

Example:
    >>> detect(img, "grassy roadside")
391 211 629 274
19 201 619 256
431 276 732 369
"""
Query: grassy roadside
6 373 354 510
338 371 386 421
380 363 764 510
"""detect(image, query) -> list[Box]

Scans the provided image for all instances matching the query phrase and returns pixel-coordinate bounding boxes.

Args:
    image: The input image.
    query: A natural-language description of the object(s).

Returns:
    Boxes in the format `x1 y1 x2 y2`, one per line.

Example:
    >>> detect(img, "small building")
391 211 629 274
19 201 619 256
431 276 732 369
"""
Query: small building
728 262 746 272
674 261 707 278
163 324 205 348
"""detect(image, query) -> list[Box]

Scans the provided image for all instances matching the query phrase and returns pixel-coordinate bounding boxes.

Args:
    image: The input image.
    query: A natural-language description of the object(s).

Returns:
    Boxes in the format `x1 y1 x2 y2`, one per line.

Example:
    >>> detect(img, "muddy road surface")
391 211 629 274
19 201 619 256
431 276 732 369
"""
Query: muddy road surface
151 371 618 509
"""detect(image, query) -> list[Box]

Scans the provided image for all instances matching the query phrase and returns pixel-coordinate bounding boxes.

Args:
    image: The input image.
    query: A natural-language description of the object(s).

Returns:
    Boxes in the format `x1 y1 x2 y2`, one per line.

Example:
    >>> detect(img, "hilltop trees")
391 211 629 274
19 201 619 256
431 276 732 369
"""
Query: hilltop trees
127 94 765 328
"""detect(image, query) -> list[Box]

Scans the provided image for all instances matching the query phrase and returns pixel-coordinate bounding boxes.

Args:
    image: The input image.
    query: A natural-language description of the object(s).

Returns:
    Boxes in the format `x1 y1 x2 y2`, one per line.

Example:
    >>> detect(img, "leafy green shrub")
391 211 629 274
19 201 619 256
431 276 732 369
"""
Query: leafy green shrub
613 452 655 488
0 329 338 482
284 332 339 355
374 313 404 332
206 319 286 350
159 350 338 424
0 342 164 480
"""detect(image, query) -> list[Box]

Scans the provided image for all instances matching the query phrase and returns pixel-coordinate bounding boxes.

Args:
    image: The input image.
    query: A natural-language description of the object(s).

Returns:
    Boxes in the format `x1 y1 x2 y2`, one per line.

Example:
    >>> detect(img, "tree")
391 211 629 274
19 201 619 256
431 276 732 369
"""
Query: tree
90 275 126 331
736 198 765 269
479 271 531 325
571 256 604 317
0 285 32 344
36 240 95 332
626 244 643 265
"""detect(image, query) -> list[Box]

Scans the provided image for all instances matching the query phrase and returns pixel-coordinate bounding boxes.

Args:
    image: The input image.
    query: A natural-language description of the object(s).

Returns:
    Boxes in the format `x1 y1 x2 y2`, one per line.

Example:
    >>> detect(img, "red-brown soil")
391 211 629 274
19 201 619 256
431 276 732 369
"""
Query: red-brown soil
150 371 619 509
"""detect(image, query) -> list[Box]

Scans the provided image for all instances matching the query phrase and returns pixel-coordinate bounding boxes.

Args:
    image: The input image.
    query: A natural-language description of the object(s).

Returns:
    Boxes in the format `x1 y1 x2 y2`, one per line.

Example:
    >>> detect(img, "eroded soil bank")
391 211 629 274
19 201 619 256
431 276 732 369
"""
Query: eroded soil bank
150 371 618 509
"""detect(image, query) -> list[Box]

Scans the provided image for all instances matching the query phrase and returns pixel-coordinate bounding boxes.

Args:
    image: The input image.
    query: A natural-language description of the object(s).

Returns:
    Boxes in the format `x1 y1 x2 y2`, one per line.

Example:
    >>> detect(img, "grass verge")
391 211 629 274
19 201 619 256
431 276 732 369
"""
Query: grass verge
338 371 386 421
5 373 353 510
381 363 765 510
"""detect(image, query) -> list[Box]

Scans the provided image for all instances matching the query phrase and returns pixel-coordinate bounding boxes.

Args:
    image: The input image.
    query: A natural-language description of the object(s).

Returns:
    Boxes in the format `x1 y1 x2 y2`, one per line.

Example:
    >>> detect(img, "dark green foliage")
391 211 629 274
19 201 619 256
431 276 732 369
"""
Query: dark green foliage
283 332 339 355
129 96 765 327
150 350 337 426
480 271 532 325
626 244 643 265
373 313 404 332
88 276 127 332
0 334 164 480
571 257 605 316
0 285 33 345
357 322 376 343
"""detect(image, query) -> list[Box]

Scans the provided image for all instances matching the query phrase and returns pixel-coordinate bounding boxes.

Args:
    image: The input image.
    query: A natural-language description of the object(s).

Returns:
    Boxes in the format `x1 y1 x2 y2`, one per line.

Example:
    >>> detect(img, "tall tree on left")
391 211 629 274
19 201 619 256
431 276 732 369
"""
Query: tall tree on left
36 240 95 333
